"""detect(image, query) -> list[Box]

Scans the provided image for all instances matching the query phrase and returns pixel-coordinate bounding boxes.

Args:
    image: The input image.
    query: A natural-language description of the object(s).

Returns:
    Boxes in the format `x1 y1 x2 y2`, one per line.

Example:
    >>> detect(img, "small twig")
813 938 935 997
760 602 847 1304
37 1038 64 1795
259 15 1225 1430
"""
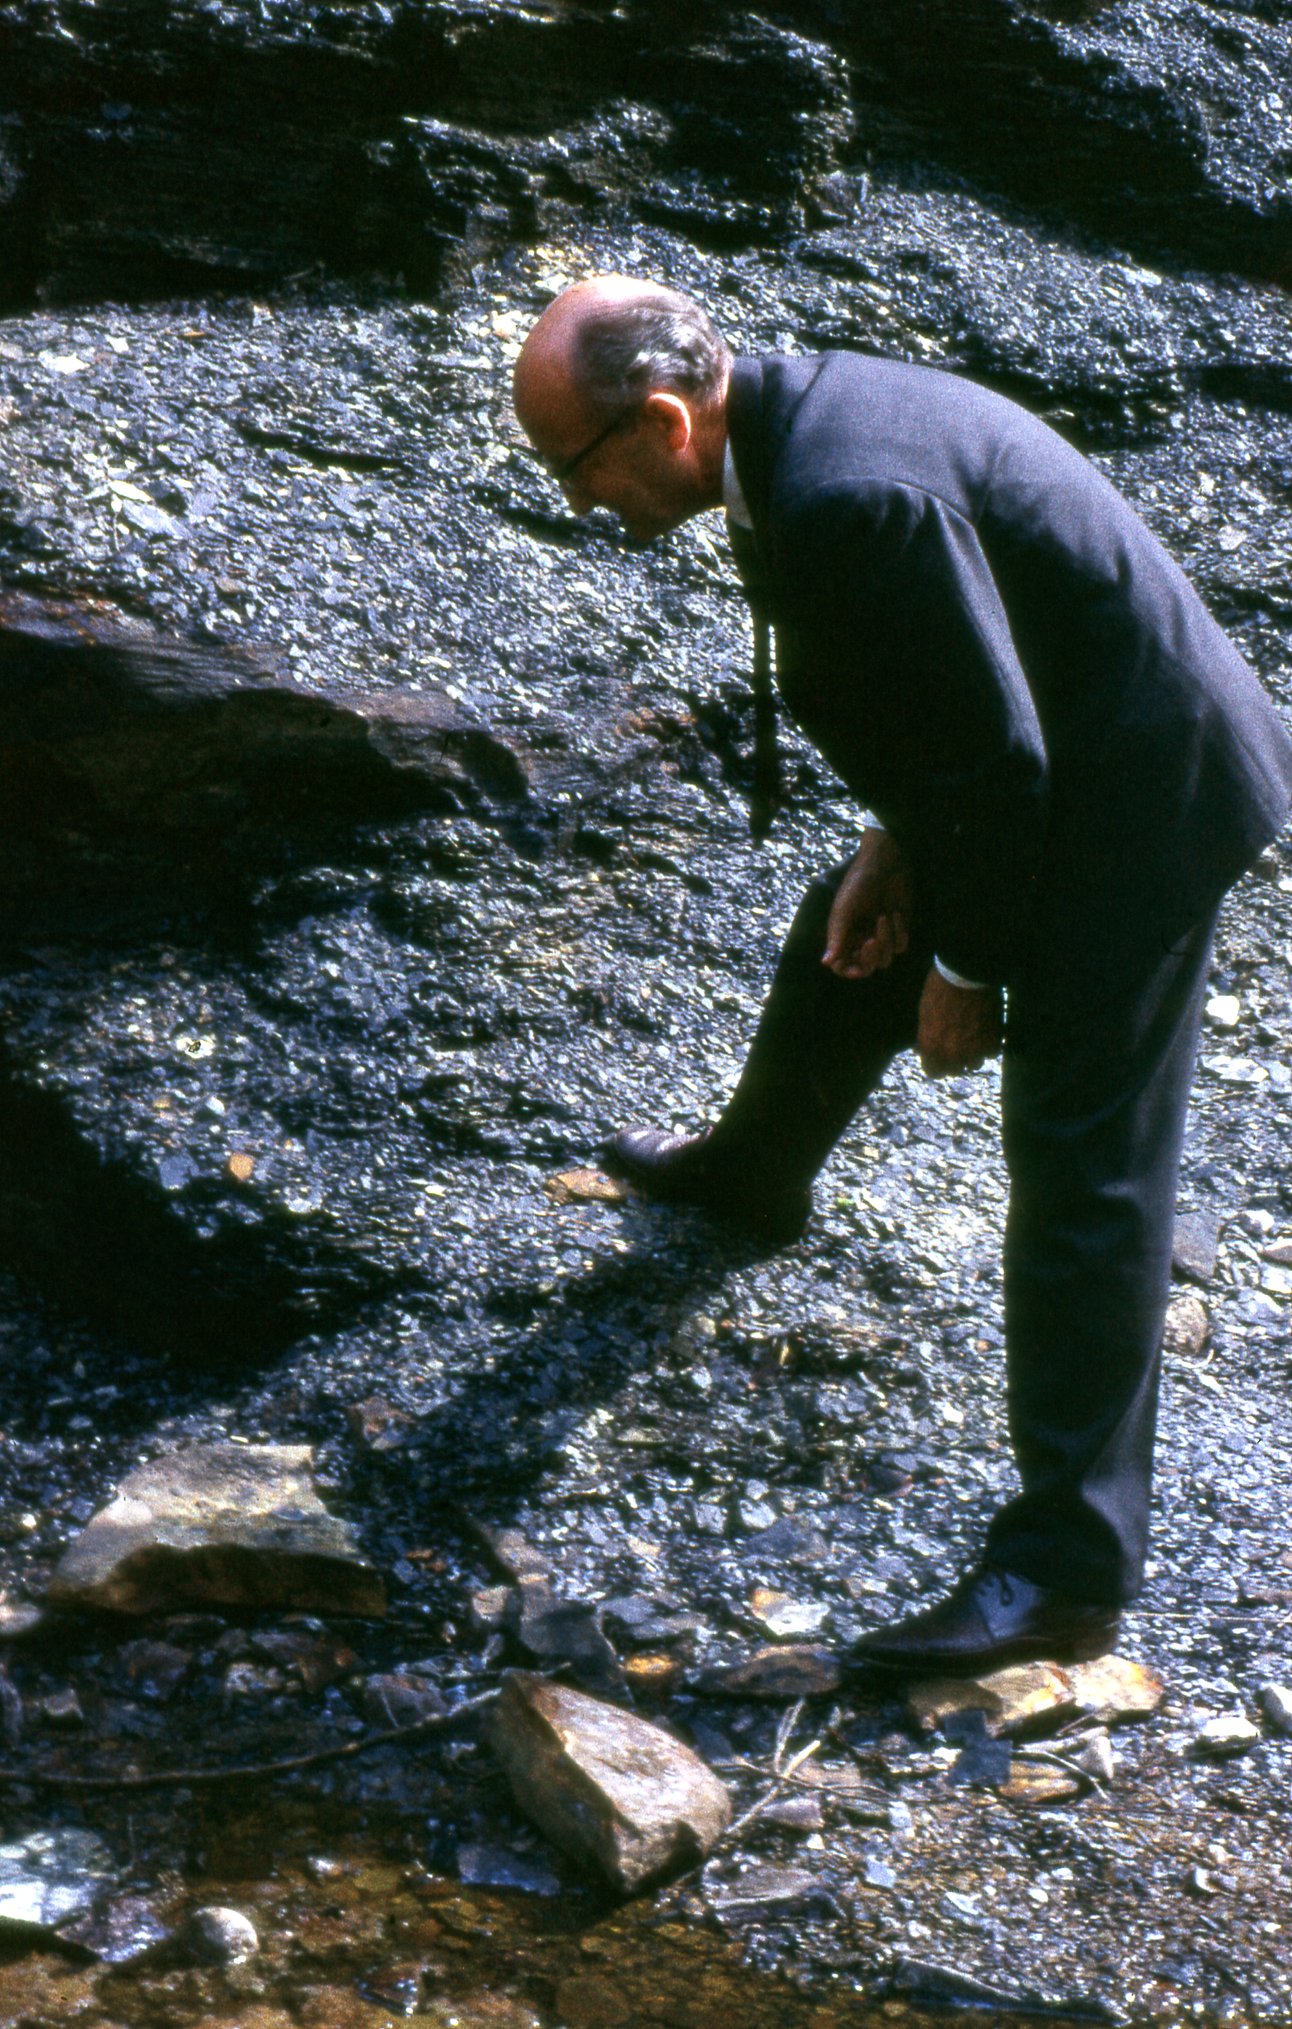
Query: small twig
656 1734 825 1911
0 1689 497 1794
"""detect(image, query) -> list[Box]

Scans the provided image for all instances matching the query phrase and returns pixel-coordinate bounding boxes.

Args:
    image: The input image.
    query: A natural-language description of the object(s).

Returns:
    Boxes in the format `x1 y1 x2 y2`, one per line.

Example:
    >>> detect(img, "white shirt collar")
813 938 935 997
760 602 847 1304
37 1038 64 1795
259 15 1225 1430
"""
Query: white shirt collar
722 437 753 528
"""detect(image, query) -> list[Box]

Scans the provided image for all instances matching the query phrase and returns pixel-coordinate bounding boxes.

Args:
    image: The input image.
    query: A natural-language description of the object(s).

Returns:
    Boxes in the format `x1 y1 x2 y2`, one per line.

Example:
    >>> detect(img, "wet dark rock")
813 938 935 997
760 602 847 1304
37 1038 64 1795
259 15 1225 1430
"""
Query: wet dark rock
0 591 525 866
0 1662 21 1746
760 1794 826 1833
48 1442 386 1617
705 1864 830 1916
38 1684 85 1728
693 1646 843 1701
743 1515 830 1565
512 1578 623 1693
488 1672 731 1893
0 1828 115 1935
117 1637 192 1702
362 1670 447 1730
183 1903 259 1966
347 1395 419 1454
0 0 1289 2018
59 1893 170 1966
455 1839 563 1899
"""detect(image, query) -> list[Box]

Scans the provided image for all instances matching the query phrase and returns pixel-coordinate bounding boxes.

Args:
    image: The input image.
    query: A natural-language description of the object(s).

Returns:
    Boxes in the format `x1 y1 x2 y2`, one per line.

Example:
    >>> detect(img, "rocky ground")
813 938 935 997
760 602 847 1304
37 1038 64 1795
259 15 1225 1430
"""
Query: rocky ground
2 4 1292 2026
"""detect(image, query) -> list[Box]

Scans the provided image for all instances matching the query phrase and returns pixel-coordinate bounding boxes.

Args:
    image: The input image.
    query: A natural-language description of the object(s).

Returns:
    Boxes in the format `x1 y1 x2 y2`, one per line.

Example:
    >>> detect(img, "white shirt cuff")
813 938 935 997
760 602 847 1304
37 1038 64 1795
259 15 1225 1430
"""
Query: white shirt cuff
934 955 987 991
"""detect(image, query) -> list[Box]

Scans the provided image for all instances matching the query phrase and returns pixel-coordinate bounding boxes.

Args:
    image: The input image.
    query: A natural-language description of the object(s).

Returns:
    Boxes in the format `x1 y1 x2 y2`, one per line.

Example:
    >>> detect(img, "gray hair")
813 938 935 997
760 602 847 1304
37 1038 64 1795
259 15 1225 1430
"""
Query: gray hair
573 288 731 420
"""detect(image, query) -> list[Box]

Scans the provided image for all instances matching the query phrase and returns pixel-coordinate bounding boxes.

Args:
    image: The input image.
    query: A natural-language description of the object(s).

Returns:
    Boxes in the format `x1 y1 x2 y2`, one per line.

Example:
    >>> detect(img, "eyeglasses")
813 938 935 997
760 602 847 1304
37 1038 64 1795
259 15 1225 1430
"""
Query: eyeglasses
544 406 639 485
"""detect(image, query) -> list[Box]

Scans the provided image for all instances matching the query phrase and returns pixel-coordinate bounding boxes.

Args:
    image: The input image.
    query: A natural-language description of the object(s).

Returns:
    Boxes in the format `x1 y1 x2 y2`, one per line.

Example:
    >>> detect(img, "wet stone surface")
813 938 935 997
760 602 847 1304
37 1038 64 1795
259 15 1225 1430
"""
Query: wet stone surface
0 2 1291 2026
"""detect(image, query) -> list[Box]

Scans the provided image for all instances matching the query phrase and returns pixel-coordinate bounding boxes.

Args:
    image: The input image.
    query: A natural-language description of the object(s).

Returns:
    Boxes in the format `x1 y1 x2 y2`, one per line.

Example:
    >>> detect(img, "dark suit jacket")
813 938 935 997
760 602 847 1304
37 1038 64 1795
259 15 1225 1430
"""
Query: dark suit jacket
726 352 1292 993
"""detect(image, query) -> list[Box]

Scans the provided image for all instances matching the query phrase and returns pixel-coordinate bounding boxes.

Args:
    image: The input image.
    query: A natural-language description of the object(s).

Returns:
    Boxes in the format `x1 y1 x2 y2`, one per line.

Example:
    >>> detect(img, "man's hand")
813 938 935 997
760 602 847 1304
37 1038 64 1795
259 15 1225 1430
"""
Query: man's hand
917 968 1003 1077
823 830 915 979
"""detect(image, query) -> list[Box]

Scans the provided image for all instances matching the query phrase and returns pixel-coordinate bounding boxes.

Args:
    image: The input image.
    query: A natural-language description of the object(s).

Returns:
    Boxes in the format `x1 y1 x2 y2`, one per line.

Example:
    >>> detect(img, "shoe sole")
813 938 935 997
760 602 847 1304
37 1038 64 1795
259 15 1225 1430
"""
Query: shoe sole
849 1624 1121 1677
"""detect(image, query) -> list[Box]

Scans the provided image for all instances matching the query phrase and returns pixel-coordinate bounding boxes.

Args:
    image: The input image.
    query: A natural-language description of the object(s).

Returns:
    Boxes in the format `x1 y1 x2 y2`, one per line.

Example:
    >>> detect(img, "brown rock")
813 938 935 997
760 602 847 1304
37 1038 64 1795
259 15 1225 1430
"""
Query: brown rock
488 1673 731 1892
543 1168 628 1207
346 1396 417 1454
1000 1760 1085 1805
48 1444 386 1618
1065 1653 1165 1725
694 1644 843 1700
1162 1293 1210 1357
907 1662 1077 1739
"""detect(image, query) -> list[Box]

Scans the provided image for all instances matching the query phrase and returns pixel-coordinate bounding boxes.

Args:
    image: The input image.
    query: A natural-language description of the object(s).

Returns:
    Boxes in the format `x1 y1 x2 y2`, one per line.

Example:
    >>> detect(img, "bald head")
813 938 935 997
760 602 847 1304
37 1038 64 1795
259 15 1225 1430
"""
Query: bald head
514 275 731 456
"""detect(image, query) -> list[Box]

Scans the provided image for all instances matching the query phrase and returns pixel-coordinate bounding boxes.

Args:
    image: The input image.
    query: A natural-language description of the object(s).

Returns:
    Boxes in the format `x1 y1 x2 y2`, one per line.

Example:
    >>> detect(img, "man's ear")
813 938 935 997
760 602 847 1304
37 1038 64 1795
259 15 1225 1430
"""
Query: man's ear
641 390 693 452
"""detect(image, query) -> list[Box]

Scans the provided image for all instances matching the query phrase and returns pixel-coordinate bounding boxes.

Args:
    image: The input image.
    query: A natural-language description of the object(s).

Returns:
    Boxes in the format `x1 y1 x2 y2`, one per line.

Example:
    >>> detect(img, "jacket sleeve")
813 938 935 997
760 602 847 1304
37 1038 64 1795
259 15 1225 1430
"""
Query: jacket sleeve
774 480 1049 986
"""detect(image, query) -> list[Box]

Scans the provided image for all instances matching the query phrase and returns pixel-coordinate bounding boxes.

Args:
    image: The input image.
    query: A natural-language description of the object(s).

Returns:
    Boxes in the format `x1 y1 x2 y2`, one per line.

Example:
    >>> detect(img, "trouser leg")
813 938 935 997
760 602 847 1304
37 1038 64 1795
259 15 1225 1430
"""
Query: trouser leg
984 911 1217 1604
706 861 928 1181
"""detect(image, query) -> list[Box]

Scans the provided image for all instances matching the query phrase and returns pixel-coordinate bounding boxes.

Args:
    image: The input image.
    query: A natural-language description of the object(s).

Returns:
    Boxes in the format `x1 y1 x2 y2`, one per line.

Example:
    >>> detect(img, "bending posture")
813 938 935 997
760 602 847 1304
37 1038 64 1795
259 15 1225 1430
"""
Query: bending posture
511 276 1292 1675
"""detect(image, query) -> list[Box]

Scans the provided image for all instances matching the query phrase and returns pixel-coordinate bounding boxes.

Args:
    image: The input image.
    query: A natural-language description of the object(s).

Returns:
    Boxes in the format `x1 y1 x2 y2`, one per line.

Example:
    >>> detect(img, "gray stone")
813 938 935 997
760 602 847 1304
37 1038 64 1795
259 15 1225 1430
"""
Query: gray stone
1190 1712 1260 1759
0 1595 44 1640
488 1672 731 1893
513 1579 622 1691
747 1587 830 1641
456 1839 563 1897
48 1443 385 1618
1172 1210 1220 1284
59 1894 170 1965
0 1829 115 1935
1259 1682 1292 1734
706 1864 826 1913
184 1904 259 1965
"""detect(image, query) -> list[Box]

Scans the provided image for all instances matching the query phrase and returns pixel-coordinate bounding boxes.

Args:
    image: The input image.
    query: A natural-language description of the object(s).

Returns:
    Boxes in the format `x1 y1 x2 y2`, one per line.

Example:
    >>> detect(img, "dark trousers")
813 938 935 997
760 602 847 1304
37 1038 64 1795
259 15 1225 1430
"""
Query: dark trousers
708 863 1216 1605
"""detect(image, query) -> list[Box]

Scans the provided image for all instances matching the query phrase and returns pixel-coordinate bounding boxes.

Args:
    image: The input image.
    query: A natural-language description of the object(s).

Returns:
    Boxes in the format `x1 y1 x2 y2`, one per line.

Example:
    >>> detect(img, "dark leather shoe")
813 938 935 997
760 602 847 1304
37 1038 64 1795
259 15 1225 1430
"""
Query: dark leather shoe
850 1562 1120 1676
606 1125 811 1246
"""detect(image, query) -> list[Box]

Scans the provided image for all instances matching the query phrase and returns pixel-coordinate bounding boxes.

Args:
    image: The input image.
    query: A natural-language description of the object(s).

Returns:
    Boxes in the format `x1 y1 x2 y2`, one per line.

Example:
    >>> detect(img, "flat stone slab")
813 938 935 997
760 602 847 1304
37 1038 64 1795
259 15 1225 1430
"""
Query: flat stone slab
909 1662 1077 1740
48 1443 386 1617
489 1672 731 1893
1065 1654 1165 1724
694 1645 843 1701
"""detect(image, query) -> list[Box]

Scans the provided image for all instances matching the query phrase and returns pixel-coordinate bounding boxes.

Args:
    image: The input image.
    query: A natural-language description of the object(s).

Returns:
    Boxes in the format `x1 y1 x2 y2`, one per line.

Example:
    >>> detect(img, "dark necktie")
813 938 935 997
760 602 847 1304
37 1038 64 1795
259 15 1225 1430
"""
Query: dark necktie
727 520 781 842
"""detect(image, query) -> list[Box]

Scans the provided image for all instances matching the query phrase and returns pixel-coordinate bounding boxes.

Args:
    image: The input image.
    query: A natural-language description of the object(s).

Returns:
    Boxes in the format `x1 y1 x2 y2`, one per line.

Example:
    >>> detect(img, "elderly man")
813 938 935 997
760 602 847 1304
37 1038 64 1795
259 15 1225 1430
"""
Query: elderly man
511 276 1292 1674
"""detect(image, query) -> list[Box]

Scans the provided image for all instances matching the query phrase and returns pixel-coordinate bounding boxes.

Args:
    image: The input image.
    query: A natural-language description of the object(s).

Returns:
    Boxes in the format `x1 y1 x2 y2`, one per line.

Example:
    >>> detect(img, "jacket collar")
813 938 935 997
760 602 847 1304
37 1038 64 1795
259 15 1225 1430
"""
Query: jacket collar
725 356 771 535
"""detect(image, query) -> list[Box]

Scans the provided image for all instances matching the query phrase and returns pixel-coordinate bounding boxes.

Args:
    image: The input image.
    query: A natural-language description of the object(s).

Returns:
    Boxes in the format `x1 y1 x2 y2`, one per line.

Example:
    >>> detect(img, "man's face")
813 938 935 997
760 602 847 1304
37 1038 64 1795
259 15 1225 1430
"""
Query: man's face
529 395 703 545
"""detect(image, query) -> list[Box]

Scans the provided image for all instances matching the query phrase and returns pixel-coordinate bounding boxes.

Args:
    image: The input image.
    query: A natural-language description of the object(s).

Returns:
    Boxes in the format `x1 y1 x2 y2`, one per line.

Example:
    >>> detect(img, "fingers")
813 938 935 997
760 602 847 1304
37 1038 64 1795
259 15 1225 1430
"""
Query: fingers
823 911 899 979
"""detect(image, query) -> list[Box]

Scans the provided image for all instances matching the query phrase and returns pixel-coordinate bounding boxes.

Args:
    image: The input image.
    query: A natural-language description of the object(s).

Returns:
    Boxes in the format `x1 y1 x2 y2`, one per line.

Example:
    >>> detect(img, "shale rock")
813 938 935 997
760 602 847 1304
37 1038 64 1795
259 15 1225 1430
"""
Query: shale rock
0 1829 115 1936
0 591 525 861
48 1443 386 1617
1066 1654 1165 1725
908 1663 1077 1740
488 1672 731 1893
694 1645 843 1701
